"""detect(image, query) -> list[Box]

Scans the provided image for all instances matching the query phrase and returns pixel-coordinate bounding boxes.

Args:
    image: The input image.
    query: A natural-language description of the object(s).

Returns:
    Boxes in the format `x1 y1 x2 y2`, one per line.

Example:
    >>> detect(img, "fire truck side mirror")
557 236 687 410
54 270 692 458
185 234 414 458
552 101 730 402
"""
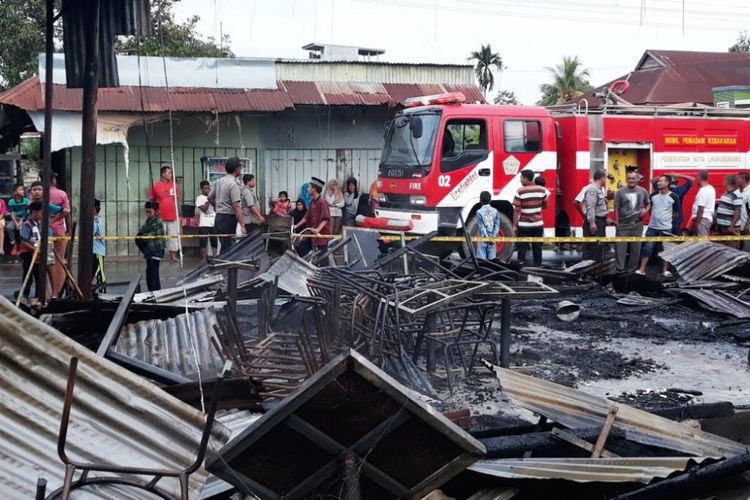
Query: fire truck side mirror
383 120 392 138
409 116 424 139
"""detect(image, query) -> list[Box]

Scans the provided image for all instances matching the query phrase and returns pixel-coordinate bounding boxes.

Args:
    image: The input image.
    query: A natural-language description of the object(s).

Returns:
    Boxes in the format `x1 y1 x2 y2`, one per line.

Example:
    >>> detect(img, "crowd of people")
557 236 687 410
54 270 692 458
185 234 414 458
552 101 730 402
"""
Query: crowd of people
182 157 379 290
7 158 750 301
584 168 750 276
469 167 750 276
0 173 77 302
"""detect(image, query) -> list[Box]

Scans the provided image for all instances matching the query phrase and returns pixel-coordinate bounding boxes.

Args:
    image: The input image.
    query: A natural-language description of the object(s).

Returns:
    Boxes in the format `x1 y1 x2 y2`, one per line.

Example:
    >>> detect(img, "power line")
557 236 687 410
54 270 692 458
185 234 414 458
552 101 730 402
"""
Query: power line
350 0 750 31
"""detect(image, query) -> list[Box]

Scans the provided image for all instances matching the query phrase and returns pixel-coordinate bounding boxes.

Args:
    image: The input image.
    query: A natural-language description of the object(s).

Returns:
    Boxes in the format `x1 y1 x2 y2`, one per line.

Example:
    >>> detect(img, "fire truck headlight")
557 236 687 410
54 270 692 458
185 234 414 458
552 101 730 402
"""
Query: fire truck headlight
378 193 387 203
410 195 426 205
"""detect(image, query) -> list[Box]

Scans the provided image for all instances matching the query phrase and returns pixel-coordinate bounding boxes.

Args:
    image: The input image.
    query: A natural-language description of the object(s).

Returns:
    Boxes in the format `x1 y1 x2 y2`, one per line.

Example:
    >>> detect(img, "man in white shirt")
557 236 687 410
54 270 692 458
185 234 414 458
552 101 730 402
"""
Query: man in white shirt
738 172 750 251
687 170 715 237
196 180 218 261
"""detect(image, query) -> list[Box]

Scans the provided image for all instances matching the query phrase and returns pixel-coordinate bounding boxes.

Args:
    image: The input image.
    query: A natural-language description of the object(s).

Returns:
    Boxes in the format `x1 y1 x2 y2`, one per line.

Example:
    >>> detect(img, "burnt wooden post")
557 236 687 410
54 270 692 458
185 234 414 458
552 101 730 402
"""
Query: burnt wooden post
227 267 238 317
38 0 56 303
500 298 511 368
76 0 101 300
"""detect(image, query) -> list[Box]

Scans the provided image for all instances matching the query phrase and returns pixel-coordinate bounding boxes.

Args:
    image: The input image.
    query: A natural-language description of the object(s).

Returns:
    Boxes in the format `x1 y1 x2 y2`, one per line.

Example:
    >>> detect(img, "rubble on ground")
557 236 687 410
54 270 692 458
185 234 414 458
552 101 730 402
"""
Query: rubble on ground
2 235 750 499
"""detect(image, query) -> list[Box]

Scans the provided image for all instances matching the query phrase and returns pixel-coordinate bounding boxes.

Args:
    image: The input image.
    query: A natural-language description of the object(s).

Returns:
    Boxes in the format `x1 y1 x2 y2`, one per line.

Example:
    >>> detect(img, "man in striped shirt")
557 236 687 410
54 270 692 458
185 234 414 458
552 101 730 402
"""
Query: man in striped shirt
715 174 743 248
513 169 548 266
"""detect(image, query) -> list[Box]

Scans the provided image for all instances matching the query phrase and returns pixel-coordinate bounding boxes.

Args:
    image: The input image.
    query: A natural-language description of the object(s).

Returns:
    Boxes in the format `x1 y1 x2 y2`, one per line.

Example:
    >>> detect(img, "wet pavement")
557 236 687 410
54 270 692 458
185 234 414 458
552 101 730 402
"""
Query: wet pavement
0 256 204 298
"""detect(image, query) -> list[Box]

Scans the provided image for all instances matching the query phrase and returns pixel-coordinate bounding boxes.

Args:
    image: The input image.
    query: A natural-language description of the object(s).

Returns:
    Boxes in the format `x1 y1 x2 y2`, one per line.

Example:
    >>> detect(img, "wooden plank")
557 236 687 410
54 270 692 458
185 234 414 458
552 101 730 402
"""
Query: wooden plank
96 276 141 356
591 406 619 458
550 428 619 458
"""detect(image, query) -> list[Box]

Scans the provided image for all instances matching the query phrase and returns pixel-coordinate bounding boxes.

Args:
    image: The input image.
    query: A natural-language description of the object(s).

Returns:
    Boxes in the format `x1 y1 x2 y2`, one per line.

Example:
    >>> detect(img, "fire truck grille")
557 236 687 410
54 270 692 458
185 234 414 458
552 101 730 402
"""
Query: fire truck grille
381 194 417 209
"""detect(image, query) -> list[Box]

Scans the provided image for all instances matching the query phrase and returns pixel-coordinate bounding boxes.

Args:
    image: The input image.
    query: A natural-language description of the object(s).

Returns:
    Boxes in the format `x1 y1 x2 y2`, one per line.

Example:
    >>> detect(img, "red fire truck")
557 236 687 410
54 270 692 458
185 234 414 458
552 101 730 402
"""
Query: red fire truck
375 92 750 259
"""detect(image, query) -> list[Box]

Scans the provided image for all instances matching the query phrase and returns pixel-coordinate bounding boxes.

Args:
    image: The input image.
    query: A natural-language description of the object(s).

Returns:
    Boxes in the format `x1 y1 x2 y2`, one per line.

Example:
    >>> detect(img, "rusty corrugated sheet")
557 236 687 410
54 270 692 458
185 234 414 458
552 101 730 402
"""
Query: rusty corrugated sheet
383 83 485 105
382 83 422 103
0 76 42 110
469 457 713 484
488 364 748 457
0 296 230 499
445 83 485 103
243 88 295 112
0 76 484 112
281 80 326 105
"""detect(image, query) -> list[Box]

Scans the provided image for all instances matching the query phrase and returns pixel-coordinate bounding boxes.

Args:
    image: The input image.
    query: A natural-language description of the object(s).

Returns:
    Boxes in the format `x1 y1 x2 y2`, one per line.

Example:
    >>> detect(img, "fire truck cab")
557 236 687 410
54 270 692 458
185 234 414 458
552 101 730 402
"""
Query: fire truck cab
376 92 750 260
376 93 557 259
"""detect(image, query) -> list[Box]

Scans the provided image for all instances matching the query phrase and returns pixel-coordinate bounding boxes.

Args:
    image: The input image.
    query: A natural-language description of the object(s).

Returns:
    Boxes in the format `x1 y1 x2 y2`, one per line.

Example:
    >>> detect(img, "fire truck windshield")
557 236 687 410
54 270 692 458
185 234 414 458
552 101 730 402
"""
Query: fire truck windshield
380 112 440 177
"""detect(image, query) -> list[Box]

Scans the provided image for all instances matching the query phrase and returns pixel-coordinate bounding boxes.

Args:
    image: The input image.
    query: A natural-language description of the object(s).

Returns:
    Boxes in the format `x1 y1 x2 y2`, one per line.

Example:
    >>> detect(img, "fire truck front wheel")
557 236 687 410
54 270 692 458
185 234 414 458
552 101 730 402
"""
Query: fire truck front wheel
460 212 514 262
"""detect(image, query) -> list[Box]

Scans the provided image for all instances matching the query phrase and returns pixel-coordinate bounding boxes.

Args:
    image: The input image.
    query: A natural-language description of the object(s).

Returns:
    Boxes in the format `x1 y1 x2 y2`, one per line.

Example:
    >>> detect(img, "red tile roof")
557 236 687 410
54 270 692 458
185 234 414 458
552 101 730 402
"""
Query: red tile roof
579 50 750 106
0 76 484 113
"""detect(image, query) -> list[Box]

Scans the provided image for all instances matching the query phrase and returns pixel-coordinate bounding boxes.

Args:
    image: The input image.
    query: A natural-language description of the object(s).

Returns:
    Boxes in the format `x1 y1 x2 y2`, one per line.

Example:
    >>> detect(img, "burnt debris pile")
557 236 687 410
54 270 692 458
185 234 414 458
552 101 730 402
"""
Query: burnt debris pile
3 235 750 499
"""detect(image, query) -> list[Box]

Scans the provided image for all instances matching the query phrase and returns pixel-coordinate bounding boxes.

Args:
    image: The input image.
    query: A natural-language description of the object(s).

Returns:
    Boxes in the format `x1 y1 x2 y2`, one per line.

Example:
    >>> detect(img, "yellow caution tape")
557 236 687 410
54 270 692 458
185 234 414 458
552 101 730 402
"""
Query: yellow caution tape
47 233 750 244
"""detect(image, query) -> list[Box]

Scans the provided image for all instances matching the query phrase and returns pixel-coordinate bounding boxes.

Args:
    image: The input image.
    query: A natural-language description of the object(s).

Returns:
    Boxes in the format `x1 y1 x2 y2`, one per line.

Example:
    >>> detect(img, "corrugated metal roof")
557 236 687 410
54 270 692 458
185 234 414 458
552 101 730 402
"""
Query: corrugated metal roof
0 75 484 113
243 88 295 112
281 80 326 105
487 363 748 457
114 309 225 377
0 296 230 499
679 289 750 319
660 241 750 283
469 457 712 484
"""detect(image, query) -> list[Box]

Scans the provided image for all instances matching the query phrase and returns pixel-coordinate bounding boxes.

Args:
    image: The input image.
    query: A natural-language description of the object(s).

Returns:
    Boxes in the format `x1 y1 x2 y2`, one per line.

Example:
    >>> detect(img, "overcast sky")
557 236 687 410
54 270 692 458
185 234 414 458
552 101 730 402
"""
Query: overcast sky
174 0 750 104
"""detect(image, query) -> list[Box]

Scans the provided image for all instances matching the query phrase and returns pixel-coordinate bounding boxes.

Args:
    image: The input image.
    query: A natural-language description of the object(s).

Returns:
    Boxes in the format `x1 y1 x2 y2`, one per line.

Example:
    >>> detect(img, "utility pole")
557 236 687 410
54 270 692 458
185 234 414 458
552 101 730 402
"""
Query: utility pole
76 0 101 300
38 0 56 304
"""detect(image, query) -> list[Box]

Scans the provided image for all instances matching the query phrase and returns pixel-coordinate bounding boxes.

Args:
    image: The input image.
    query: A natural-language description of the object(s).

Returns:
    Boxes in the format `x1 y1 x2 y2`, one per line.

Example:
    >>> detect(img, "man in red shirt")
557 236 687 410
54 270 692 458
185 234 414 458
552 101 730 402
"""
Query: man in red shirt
148 166 180 262
293 177 330 257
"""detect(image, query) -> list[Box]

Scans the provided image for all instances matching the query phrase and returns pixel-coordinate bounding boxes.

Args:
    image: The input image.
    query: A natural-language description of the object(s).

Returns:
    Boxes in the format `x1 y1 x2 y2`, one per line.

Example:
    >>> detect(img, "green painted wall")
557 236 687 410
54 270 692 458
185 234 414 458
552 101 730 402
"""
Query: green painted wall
67 108 391 256
68 113 260 256
713 88 750 107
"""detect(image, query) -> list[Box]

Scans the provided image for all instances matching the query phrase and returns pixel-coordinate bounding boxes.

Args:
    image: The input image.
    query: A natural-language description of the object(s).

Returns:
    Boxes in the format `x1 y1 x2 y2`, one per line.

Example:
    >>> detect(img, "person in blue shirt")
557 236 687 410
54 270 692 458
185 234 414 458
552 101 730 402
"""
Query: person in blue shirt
652 172 694 234
475 190 501 260
93 199 106 288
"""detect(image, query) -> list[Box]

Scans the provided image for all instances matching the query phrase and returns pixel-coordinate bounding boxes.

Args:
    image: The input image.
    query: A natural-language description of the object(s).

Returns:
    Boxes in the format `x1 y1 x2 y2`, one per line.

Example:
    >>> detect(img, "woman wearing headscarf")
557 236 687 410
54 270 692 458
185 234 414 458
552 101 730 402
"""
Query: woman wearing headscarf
343 177 359 226
325 179 345 234
291 198 307 226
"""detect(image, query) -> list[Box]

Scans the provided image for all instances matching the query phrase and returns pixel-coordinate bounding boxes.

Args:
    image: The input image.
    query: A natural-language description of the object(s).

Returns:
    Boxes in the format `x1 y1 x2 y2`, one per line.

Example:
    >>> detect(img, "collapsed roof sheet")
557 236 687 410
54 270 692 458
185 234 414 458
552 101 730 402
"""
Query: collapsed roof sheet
257 250 318 296
660 241 750 283
680 289 750 319
0 296 230 499
114 308 225 377
470 457 712 484
487 363 748 457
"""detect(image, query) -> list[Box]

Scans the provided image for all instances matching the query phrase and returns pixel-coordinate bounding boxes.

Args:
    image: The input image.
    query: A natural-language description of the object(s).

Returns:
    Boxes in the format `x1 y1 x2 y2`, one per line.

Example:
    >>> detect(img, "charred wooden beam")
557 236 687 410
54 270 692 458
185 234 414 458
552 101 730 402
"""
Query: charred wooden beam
482 427 625 459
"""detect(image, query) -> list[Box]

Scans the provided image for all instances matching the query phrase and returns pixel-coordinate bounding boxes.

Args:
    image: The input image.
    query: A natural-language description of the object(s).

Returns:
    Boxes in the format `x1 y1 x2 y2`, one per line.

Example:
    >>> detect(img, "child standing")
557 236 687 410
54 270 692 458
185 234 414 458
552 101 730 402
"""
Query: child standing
6 184 29 253
135 201 166 291
271 191 292 216
18 201 43 299
93 199 106 288
195 181 218 261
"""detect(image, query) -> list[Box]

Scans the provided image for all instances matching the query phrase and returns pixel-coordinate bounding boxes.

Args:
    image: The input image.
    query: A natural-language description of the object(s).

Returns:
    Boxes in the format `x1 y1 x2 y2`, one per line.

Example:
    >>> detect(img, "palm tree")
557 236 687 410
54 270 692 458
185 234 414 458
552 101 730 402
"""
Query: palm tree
468 44 504 97
538 56 592 106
